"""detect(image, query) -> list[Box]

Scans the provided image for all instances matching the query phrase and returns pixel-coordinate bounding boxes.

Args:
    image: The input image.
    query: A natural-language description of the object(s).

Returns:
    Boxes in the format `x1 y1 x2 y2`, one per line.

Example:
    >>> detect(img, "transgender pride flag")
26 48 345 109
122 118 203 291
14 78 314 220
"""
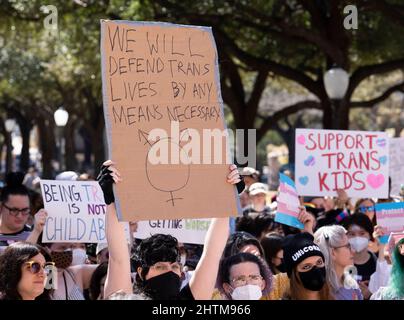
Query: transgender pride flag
275 173 304 229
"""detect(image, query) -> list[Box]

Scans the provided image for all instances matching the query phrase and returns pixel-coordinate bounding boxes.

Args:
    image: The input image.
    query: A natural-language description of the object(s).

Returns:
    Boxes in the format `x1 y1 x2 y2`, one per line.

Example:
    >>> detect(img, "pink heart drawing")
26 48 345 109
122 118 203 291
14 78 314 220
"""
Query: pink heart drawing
297 135 306 145
366 174 385 189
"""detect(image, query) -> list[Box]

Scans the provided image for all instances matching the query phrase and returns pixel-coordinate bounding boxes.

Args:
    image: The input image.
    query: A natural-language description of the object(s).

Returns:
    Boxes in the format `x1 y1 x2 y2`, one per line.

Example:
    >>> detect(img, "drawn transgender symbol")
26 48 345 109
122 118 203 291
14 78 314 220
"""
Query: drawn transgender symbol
138 128 191 206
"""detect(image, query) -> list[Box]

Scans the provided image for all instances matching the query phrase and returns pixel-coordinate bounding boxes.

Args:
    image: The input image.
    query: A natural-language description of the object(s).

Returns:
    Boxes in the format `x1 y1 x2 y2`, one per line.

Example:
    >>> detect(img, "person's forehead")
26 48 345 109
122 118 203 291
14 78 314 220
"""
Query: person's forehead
30 253 46 264
348 225 366 233
6 194 30 206
360 199 373 206
230 261 260 277
155 261 177 265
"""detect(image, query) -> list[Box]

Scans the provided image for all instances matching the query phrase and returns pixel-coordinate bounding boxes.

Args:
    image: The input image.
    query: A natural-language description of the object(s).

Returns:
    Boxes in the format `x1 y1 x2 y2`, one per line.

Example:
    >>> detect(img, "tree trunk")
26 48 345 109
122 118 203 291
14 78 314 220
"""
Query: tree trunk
89 116 106 176
92 132 105 176
17 117 32 172
78 126 92 172
37 117 55 179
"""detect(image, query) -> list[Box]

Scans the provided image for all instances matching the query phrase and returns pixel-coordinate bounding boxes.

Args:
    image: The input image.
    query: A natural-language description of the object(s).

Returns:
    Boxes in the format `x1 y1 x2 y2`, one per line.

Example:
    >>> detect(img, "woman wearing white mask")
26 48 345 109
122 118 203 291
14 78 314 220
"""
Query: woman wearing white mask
314 225 363 300
217 252 272 300
342 213 377 299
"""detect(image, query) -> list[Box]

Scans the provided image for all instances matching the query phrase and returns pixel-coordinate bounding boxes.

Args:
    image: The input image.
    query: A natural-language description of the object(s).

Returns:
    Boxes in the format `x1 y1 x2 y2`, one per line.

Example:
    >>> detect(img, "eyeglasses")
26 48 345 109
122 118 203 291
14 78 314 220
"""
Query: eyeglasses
25 261 55 274
2 203 30 217
359 205 374 213
231 274 263 287
149 262 181 272
333 243 352 251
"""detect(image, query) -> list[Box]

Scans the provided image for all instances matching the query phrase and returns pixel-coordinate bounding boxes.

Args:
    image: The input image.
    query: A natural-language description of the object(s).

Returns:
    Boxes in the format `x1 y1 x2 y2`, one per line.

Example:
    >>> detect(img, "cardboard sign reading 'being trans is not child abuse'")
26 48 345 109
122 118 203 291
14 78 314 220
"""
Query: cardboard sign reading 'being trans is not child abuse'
40 180 108 243
100 20 240 221
295 129 389 198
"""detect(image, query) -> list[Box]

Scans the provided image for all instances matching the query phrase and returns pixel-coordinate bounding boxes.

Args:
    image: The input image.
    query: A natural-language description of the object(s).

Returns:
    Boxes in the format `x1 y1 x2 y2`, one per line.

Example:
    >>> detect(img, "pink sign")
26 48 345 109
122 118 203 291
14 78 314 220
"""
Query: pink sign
295 129 389 198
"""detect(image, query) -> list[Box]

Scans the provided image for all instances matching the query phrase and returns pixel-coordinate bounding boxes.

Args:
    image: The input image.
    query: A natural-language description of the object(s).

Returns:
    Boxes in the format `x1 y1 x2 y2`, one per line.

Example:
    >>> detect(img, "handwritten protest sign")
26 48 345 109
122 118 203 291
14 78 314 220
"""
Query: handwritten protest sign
100 20 240 221
375 202 404 244
40 180 129 243
389 138 404 197
275 173 304 229
295 129 389 198
134 218 210 244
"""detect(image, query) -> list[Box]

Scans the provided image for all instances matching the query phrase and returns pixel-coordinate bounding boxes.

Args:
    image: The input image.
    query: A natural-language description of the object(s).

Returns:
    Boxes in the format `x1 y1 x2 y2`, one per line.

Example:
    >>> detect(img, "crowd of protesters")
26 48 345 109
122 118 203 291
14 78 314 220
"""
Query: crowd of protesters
0 162 403 301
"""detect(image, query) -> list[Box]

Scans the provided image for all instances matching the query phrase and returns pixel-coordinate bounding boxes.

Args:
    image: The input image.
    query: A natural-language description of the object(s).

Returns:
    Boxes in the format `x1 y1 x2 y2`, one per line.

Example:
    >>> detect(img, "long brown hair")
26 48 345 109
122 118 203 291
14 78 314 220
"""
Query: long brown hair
284 268 334 300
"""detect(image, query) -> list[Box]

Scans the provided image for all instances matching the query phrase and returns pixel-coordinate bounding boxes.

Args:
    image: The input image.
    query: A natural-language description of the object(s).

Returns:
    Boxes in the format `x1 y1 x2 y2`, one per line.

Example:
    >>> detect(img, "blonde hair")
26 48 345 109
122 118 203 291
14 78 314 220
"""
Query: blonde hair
314 225 348 294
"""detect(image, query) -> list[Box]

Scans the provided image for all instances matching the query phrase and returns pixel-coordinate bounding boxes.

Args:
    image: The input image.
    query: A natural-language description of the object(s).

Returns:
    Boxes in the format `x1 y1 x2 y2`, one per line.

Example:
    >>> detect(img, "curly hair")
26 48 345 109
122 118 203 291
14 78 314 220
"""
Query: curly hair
132 234 180 286
0 242 53 300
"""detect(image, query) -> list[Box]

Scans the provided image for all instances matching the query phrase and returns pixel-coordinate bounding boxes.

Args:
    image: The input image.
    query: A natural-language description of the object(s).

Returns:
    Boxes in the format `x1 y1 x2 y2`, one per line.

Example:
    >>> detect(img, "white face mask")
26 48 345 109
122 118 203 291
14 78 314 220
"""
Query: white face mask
231 284 262 300
71 248 87 266
348 237 369 253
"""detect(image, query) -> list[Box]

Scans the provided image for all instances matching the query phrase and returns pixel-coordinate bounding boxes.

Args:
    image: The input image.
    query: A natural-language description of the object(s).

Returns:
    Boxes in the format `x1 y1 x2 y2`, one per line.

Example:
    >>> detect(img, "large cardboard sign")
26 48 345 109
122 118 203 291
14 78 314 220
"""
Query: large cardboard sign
295 129 389 198
40 180 108 243
389 138 404 197
134 218 210 244
100 20 240 221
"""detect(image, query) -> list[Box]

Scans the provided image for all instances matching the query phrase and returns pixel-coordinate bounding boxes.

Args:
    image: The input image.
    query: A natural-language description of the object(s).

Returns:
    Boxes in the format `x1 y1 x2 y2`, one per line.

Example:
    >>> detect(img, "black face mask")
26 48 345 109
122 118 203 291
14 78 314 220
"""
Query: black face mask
276 262 286 273
298 266 326 291
143 271 181 300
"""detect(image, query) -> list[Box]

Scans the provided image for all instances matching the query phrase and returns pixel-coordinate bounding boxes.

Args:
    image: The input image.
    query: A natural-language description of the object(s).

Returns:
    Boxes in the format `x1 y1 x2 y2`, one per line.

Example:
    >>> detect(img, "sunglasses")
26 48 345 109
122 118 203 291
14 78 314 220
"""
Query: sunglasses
25 261 55 274
2 203 31 217
359 205 374 213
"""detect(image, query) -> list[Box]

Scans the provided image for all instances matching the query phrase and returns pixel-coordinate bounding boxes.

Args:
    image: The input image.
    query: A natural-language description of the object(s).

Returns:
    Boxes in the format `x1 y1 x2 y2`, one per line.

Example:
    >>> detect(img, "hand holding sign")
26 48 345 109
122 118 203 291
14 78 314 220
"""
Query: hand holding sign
33 209 48 234
297 207 315 235
373 225 388 247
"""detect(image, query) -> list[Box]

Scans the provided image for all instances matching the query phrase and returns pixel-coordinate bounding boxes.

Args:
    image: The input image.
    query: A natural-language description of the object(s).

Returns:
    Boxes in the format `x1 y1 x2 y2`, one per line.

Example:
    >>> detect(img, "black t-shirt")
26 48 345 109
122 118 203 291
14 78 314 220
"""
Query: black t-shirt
354 251 377 282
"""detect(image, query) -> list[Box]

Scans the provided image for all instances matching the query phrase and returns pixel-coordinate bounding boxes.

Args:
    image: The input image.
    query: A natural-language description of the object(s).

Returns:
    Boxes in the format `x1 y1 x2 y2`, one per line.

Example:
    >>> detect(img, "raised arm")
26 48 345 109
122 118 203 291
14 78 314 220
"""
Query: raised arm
189 164 242 300
26 209 47 244
98 161 132 298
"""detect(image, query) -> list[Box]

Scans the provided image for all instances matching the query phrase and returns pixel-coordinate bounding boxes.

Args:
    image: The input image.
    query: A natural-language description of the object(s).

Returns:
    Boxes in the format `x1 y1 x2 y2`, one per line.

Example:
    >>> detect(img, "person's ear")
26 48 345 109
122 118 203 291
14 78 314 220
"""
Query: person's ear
330 248 337 261
222 282 233 296
260 279 266 291
137 267 143 281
